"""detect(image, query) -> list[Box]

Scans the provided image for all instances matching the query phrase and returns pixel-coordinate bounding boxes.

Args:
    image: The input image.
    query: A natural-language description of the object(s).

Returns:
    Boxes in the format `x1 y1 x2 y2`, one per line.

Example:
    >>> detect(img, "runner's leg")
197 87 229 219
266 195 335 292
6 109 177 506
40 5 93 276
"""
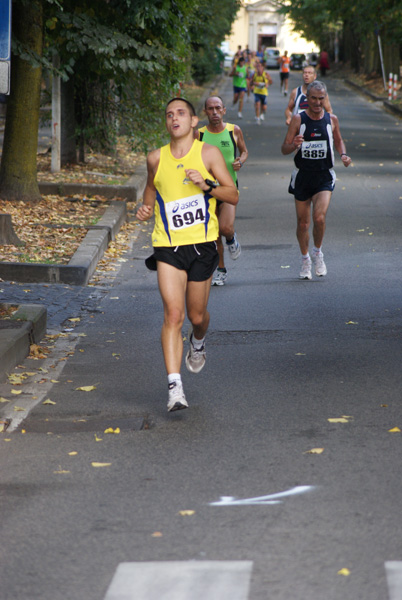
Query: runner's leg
295 198 312 255
157 261 187 374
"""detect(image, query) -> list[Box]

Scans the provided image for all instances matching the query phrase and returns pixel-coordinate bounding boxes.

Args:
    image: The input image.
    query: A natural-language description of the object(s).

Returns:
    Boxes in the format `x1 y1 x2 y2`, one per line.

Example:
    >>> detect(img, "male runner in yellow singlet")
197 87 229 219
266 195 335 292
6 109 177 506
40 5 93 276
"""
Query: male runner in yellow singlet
196 95 248 286
137 98 238 412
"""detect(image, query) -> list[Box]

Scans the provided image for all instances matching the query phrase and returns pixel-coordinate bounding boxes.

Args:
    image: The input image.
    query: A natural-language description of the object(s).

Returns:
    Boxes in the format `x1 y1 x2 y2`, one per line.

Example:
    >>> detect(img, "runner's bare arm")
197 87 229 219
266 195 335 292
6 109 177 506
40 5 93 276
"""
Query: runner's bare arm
331 115 352 167
285 88 297 125
233 125 248 171
281 115 303 154
136 149 159 220
324 95 333 114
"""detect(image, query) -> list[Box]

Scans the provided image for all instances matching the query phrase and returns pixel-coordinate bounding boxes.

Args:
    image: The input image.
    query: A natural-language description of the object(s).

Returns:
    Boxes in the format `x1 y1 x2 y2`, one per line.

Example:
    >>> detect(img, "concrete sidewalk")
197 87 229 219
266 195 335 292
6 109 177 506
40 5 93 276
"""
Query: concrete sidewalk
0 163 147 382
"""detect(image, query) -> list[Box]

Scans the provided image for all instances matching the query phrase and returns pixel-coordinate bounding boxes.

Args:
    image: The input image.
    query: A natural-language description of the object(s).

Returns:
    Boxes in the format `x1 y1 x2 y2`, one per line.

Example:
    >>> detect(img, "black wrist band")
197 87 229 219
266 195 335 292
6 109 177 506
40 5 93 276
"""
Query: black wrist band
205 185 213 193
341 153 347 157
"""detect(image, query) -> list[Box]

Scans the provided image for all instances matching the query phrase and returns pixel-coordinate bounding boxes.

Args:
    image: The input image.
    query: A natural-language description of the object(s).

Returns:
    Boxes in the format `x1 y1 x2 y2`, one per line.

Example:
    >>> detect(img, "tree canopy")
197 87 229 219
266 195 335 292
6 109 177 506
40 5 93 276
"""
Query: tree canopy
279 0 402 74
0 0 240 201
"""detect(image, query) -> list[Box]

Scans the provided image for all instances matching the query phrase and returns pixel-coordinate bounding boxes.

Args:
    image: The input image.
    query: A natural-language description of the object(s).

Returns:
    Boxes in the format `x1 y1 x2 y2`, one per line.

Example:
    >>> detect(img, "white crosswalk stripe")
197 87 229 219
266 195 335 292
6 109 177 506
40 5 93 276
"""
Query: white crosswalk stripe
104 561 253 600
386 562 402 600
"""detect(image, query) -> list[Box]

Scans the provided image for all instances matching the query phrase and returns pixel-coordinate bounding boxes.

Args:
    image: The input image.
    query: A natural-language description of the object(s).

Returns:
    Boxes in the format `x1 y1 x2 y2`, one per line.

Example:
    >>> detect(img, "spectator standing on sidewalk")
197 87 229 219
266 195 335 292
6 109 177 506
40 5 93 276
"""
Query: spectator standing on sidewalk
136 98 238 411
281 81 351 280
285 65 332 125
319 50 330 76
196 95 248 286
229 56 248 118
278 50 291 96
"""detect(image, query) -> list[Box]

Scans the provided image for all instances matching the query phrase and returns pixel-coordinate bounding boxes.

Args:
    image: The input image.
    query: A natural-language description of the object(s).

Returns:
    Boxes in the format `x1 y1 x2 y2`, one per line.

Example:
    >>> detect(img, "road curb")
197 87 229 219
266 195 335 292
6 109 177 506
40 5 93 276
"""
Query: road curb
0 200 127 285
0 161 148 286
0 303 47 382
344 78 402 117
38 158 147 203
0 158 147 379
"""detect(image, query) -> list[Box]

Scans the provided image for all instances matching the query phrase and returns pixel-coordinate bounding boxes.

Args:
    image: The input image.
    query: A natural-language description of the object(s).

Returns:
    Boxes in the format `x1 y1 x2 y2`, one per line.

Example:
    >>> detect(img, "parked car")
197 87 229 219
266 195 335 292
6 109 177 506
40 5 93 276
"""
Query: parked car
306 52 319 67
223 51 235 69
264 48 280 68
290 53 306 70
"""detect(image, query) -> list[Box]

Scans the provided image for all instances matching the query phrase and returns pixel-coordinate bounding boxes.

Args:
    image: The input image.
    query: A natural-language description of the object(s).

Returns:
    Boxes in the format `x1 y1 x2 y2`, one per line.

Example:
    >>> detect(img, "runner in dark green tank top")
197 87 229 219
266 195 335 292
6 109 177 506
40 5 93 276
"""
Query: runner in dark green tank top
195 95 248 286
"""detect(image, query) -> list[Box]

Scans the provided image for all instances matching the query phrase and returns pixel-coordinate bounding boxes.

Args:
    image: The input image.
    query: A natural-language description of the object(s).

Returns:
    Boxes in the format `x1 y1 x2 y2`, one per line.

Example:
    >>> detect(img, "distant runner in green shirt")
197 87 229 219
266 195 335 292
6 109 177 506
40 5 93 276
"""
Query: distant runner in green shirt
196 95 248 286
229 56 248 119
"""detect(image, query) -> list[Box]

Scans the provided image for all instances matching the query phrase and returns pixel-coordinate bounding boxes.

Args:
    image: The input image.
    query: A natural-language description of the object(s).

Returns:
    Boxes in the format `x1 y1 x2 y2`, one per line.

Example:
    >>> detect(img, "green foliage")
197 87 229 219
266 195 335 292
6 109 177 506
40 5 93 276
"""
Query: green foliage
279 0 402 73
188 0 241 84
11 0 240 156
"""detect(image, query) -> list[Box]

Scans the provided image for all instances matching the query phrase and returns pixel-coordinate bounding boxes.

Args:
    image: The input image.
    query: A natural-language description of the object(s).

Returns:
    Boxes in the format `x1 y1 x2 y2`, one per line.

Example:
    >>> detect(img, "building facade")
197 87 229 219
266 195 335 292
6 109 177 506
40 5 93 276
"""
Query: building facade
226 0 318 55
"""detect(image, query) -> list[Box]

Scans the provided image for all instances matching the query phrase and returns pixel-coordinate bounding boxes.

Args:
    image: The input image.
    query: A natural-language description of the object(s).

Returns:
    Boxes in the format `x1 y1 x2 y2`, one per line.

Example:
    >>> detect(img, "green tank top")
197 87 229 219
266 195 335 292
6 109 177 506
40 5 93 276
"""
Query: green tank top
233 65 247 89
198 124 237 185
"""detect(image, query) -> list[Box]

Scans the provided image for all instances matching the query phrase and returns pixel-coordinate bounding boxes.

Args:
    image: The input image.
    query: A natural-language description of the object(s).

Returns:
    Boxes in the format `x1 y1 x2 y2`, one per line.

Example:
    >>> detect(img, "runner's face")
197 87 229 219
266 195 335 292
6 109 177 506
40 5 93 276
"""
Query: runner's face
303 68 316 85
205 98 226 125
165 101 197 137
307 91 326 113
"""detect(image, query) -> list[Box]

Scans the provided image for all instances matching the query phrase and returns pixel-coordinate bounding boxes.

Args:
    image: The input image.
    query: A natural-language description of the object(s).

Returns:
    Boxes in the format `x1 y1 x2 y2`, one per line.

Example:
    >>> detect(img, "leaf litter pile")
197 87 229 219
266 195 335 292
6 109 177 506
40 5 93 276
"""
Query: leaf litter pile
0 137 144 265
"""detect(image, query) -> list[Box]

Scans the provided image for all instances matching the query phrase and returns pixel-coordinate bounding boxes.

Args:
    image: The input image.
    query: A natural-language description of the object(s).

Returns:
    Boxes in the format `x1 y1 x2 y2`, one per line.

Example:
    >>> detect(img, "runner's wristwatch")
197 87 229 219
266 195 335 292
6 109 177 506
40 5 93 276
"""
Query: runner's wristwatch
204 178 218 193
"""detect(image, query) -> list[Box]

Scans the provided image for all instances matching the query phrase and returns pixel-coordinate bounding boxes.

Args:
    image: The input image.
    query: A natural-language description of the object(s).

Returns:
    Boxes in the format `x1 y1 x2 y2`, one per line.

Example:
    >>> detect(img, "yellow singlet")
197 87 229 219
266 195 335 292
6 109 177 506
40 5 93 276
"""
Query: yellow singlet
152 139 219 247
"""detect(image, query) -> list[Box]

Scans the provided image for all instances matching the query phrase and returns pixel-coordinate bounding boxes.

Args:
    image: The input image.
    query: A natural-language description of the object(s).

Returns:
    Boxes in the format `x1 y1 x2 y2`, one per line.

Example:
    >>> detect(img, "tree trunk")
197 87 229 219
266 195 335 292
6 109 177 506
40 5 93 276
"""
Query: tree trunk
383 42 400 80
0 0 43 201
61 77 77 166
0 214 24 245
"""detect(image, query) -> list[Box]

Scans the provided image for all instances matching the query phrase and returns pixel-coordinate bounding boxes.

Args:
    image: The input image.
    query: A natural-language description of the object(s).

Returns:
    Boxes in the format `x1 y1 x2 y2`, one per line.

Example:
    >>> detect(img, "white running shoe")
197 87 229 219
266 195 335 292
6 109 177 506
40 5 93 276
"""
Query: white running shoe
185 331 206 373
299 257 312 280
256 117 261 125
238 111 242 119
226 232 241 260
260 113 264 121
211 268 227 286
312 252 327 276
167 381 188 412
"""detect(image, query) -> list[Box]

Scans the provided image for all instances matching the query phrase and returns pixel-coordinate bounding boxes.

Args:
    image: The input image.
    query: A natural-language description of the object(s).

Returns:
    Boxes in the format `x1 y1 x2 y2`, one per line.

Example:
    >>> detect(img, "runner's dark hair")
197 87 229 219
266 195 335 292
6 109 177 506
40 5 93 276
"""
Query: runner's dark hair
165 97 196 117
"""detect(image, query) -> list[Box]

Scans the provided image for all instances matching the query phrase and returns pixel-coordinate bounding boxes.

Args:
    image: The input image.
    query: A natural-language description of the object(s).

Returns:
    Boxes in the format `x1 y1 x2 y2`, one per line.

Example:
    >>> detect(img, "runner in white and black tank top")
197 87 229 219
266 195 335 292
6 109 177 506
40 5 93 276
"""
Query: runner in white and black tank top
293 86 309 114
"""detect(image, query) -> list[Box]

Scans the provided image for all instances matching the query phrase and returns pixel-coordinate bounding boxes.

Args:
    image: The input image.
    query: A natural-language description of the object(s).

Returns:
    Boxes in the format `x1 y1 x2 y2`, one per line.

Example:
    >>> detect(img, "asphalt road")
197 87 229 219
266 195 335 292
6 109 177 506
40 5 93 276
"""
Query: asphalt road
1 71 402 600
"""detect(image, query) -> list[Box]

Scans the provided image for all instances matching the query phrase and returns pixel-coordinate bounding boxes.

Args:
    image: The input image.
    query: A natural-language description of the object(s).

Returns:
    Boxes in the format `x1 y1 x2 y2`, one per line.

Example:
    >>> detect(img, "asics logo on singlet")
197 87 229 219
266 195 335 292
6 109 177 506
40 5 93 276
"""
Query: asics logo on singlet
172 199 199 213
180 199 199 210
304 141 324 149
221 141 230 147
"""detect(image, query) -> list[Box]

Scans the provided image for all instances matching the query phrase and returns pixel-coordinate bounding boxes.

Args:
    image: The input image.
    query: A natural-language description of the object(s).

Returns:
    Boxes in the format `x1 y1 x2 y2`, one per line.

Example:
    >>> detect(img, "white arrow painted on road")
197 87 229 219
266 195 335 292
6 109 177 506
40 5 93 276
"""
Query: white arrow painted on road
209 485 315 506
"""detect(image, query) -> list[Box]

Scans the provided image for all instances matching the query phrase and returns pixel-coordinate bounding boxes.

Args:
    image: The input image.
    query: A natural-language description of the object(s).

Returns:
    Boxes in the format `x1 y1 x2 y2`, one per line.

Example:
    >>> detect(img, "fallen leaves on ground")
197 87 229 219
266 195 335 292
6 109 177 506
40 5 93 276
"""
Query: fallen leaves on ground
36 137 143 184
0 136 144 265
328 416 353 423
75 385 96 392
0 196 107 264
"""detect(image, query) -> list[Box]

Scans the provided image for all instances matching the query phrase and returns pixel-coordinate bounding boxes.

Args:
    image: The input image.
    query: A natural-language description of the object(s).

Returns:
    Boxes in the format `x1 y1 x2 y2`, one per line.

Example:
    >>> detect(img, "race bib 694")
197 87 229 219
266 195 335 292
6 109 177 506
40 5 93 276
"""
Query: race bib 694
165 193 207 230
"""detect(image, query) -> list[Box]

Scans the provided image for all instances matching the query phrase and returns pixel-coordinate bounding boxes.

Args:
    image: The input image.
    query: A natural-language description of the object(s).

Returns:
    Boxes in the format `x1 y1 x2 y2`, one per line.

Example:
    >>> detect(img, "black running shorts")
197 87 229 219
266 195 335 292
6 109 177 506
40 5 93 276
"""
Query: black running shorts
145 241 218 282
288 168 336 202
